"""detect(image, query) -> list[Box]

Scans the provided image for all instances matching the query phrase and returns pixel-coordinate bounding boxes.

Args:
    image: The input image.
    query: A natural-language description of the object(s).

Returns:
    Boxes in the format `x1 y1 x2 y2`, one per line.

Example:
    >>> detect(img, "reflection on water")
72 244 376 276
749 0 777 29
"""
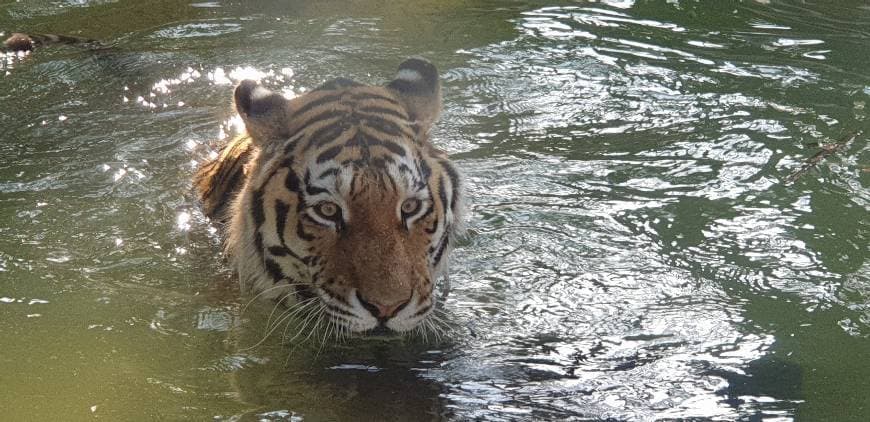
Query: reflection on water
1 0 869 420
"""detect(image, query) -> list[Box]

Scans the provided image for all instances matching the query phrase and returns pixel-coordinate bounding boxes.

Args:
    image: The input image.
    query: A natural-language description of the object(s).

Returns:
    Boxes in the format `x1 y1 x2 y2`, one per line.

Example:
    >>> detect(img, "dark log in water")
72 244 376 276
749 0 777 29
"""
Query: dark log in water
3 32 102 52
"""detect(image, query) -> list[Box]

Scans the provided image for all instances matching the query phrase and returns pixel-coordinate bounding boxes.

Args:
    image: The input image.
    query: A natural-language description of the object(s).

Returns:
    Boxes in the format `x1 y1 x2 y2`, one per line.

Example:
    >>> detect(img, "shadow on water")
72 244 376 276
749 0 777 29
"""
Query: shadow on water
221 304 452 421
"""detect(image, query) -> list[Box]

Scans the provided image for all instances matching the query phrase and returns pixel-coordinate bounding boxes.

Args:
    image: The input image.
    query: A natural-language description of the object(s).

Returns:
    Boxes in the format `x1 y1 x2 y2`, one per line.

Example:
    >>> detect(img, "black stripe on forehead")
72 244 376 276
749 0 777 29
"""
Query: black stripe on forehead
300 114 413 155
294 93 342 117
351 92 403 107
343 132 407 158
361 116 415 139
357 105 409 121
293 87 403 127
307 123 351 151
377 138 407 156
298 109 347 130
316 144 343 164
303 170 329 195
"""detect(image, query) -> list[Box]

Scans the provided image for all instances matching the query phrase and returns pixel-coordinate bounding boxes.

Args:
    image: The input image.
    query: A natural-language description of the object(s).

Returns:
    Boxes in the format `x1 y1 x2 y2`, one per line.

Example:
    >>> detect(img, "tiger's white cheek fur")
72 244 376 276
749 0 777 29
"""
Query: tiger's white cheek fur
326 289 431 333
384 290 430 332
346 289 380 331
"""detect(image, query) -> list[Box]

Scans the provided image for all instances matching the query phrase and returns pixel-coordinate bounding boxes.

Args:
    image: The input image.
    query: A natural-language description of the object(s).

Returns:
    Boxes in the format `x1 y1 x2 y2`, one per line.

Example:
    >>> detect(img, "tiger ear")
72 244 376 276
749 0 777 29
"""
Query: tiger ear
386 58 441 133
234 80 292 145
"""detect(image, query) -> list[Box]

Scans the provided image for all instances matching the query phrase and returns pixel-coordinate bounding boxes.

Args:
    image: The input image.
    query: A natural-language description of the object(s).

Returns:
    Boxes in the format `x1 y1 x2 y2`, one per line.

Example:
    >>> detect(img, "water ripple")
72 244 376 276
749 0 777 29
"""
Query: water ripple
2 1 868 420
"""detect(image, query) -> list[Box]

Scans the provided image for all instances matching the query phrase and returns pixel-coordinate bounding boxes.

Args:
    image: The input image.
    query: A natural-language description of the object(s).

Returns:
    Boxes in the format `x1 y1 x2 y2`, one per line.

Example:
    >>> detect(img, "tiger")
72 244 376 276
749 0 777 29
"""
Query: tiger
193 58 465 338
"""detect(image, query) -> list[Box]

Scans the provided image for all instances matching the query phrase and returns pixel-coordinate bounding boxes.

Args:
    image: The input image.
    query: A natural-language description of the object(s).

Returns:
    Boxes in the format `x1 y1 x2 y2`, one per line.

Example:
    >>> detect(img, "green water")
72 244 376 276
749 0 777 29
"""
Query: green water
1 0 868 420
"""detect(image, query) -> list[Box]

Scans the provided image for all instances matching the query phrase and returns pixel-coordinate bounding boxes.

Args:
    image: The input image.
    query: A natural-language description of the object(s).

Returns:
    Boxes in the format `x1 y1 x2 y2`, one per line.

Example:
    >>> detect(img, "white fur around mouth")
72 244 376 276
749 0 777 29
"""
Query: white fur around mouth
322 289 430 334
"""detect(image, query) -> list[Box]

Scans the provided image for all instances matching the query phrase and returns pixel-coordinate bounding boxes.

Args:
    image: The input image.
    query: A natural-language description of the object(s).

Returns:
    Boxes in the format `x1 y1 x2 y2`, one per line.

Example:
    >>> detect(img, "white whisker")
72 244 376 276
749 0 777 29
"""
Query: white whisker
240 297 319 351
284 301 322 346
263 293 312 337
241 282 309 316
300 304 326 346
316 316 334 357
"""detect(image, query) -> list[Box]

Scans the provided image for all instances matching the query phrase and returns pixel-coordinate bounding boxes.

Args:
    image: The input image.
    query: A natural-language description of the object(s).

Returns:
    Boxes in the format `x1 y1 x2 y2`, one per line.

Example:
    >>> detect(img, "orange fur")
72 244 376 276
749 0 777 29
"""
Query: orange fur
195 59 464 336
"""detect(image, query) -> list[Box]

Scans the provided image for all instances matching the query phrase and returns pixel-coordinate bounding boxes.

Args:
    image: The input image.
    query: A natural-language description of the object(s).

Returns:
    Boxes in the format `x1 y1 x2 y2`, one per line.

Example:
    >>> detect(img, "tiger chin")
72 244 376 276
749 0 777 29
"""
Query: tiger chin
194 59 465 339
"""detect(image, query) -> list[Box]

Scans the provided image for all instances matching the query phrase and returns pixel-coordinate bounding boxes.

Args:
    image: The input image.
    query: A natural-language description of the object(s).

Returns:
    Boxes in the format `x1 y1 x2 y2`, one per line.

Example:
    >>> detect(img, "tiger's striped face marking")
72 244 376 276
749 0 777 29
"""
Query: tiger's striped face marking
213 59 463 335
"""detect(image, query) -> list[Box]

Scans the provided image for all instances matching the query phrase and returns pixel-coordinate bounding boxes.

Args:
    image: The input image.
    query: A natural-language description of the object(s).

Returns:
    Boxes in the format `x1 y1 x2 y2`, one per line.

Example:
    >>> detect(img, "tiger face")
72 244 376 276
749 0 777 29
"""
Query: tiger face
197 59 463 336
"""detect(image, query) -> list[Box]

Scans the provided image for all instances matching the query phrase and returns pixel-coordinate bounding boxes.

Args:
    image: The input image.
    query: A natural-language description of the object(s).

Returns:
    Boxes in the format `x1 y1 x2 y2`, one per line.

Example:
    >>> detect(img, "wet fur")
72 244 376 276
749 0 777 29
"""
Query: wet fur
195 60 464 337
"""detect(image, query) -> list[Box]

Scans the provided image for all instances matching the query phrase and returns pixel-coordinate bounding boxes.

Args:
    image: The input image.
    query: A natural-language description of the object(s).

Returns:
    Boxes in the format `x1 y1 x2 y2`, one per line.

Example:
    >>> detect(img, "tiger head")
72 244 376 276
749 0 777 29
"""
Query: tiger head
223 59 463 335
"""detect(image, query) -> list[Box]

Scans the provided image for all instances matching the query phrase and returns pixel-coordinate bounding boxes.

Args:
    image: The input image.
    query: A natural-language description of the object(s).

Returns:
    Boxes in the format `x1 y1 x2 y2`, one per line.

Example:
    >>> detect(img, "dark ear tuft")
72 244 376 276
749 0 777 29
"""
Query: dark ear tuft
234 80 258 116
234 80 291 144
234 80 285 117
388 58 439 95
387 58 441 132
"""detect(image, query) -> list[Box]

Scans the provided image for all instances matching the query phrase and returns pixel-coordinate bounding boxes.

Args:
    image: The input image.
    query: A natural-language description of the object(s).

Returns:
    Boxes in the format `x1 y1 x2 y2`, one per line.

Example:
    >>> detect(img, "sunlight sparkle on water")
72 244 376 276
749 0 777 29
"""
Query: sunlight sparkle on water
153 67 202 94
227 114 245 134
2 2 868 420
207 66 275 85
177 211 191 232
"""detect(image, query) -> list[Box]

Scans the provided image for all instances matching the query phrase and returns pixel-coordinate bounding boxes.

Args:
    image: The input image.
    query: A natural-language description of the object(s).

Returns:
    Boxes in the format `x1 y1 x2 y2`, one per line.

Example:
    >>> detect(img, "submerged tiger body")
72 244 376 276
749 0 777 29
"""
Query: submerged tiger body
194 59 464 335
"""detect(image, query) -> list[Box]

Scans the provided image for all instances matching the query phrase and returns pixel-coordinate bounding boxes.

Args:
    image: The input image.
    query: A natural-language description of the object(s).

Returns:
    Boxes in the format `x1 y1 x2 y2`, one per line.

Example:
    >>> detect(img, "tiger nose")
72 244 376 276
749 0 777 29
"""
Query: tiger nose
356 292 411 320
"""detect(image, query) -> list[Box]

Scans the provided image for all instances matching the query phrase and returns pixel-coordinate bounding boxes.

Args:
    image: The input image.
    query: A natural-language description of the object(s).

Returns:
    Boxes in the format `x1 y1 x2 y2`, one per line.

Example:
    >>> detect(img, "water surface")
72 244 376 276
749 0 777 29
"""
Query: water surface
1 0 868 420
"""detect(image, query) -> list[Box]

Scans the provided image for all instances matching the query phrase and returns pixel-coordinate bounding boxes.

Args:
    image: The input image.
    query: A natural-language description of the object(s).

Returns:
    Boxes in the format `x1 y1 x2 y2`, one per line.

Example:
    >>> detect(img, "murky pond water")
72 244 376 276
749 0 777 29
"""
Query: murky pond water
2 0 869 420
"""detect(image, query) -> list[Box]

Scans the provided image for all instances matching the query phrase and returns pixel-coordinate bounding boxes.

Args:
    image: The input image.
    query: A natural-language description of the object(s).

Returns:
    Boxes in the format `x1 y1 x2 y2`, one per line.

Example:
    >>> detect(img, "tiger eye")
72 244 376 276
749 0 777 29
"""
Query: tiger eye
317 202 339 218
401 198 421 215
